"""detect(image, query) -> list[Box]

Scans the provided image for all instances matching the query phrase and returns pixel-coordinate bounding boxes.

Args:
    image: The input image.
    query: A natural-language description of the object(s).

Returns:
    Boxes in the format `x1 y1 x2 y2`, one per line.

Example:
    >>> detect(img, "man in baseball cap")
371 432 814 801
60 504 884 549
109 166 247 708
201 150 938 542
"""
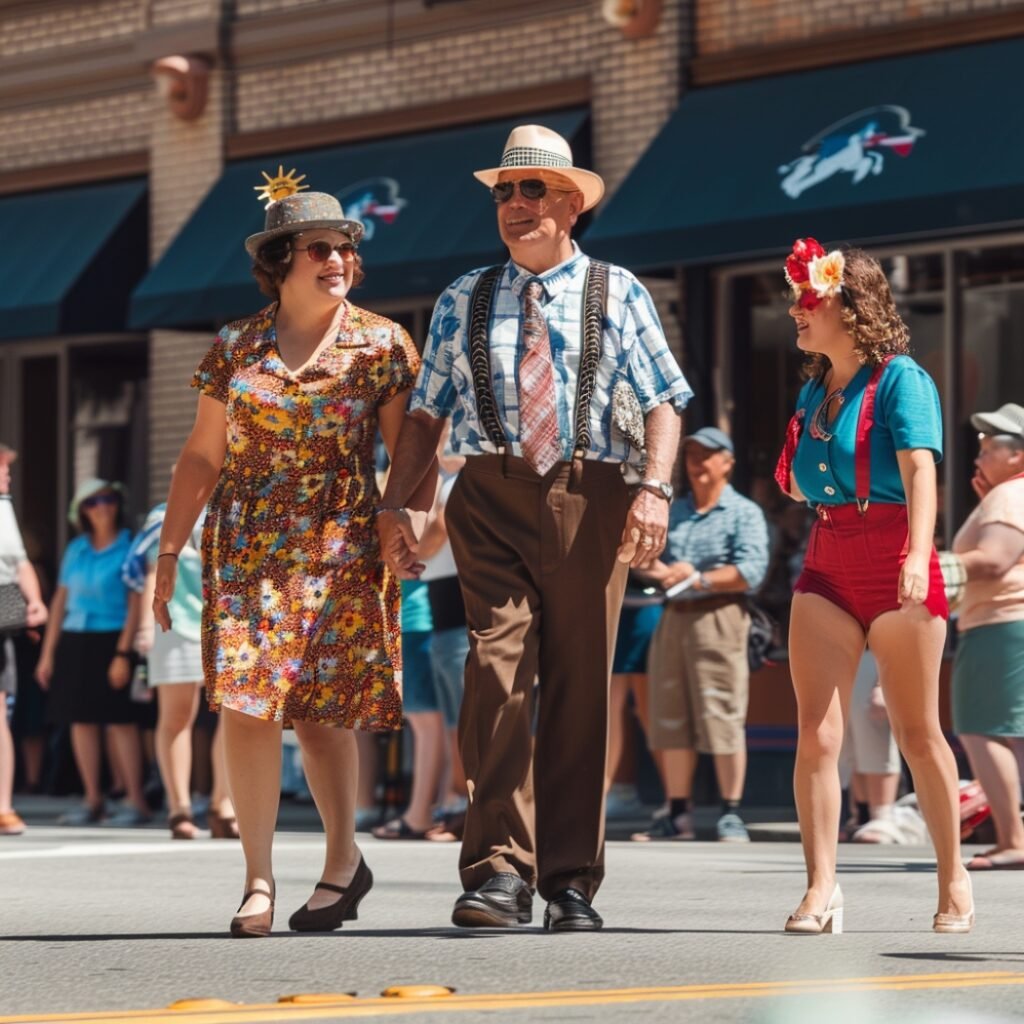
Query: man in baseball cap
971 403 1024 441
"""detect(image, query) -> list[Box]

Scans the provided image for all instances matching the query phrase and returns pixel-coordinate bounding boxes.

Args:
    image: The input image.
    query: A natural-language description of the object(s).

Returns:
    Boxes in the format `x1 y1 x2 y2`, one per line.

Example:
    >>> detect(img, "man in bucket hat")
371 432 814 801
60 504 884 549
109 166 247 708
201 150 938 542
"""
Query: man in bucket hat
378 124 692 931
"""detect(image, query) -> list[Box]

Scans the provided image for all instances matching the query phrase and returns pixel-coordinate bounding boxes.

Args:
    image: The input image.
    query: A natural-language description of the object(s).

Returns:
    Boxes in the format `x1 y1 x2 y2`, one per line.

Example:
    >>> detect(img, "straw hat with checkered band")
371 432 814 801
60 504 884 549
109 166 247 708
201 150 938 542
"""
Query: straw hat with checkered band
473 125 605 213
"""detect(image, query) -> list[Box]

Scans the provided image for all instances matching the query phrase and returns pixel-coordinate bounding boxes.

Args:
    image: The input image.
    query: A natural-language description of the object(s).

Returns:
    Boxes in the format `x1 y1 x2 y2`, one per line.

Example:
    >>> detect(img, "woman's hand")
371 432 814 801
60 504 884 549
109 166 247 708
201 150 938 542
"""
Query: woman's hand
24 599 48 629
108 654 131 690
35 653 53 690
153 555 177 632
899 550 930 610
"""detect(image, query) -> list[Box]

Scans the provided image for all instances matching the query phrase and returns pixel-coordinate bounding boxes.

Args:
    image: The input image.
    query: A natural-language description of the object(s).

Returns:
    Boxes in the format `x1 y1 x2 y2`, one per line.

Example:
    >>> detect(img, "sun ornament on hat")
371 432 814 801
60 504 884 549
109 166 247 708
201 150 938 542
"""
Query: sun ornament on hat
785 237 845 311
244 165 365 257
473 125 605 213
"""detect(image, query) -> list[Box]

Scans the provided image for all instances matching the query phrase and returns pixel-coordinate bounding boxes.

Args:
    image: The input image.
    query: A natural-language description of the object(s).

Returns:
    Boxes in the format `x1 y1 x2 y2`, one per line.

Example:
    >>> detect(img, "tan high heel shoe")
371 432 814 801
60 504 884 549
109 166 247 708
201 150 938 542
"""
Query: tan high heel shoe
933 874 974 934
229 884 275 938
785 884 843 934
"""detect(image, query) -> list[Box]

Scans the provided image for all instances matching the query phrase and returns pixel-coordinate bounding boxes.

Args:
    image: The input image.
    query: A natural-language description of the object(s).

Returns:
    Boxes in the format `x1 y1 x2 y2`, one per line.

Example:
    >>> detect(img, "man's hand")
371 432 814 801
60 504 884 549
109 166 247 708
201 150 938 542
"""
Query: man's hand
646 559 696 590
377 509 427 580
617 490 670 569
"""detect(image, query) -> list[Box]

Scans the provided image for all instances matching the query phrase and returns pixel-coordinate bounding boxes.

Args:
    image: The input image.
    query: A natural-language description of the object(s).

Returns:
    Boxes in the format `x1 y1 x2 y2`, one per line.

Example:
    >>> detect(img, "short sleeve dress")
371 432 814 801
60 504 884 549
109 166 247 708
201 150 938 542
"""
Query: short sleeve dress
192 302 420 729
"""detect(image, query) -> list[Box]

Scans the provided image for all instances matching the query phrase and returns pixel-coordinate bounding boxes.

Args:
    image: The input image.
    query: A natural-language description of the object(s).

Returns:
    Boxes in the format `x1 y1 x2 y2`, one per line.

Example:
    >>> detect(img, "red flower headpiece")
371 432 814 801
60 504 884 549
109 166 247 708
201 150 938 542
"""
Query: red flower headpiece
785 237 845 311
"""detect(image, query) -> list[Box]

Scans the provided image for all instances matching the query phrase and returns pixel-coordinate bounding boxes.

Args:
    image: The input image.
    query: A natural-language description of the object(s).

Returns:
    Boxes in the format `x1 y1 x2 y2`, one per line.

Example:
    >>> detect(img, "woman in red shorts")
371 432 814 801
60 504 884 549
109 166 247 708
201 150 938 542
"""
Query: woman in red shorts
776 240 972 935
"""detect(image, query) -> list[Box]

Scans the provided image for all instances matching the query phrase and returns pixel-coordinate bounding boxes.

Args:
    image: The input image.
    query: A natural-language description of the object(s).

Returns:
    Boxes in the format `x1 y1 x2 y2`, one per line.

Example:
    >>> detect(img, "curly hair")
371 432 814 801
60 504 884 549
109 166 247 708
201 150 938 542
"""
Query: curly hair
251 234 366 299
802 247 910 381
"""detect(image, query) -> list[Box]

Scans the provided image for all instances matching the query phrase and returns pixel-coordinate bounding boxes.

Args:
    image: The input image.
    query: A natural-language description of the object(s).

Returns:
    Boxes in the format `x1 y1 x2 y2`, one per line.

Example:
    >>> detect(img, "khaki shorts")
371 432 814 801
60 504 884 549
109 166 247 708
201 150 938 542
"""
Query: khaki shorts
647 600 750 754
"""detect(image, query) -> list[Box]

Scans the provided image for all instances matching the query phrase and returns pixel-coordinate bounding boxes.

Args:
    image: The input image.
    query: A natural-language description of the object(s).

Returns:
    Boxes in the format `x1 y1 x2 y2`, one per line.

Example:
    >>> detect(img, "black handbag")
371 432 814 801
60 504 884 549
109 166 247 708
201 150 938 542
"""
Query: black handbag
0 582 27 634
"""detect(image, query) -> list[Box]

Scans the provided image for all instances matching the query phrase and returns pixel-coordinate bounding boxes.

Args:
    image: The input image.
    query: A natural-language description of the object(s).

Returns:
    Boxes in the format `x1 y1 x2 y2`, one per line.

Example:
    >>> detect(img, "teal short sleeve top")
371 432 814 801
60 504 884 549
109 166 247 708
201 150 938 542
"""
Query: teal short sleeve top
792 355 942 506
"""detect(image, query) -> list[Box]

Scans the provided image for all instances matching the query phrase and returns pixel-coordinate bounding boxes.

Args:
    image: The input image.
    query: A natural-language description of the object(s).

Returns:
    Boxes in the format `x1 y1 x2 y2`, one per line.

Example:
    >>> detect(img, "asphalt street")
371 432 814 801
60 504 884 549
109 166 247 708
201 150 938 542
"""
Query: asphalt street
0 823 1021 1024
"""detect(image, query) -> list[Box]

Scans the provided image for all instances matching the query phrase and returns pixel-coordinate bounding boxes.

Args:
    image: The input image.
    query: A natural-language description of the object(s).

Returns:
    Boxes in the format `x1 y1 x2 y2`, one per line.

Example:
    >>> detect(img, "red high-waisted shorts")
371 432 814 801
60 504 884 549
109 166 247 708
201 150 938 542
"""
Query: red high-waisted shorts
794 502 948 630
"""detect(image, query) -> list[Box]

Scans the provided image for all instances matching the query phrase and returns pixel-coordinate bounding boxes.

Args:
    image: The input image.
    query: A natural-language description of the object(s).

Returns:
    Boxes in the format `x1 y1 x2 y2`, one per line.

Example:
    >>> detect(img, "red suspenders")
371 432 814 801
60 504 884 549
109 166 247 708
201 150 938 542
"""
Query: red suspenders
853 355 894 514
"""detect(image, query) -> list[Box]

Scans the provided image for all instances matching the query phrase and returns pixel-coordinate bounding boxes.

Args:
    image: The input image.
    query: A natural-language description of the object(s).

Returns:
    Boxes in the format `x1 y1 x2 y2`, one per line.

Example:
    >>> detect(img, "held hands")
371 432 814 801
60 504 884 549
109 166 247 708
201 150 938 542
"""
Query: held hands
376 509 427 580
899 551 930 611
153 554 177 633
617 490 669 569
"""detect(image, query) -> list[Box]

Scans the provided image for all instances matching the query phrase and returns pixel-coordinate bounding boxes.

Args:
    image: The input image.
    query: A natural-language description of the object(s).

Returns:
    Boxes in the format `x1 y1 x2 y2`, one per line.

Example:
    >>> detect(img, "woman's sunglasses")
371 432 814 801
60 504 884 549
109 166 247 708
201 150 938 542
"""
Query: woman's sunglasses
808 390 846 443
81 492 118 511
293 240 357 263
490 179 574 204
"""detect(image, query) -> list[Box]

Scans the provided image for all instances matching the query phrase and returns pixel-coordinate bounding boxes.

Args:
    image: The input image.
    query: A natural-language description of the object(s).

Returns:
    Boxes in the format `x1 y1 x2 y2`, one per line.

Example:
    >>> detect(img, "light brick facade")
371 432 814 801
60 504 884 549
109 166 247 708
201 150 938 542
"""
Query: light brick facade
695 0 1023 54
2 0 1020 513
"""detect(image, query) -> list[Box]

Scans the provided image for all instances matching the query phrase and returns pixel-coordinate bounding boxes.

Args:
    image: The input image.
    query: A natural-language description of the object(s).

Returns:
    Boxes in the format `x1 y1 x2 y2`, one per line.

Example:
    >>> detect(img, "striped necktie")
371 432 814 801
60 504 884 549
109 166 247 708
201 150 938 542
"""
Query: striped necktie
518 280 562 476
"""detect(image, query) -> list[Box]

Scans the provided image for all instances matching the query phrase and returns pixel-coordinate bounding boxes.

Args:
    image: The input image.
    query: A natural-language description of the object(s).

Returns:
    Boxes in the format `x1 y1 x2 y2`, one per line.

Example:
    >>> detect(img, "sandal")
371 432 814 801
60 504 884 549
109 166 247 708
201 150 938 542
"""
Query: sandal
168 813 198 840
426 809 465 842
209 812 240 840
966 850 1024 870
371 816 429 840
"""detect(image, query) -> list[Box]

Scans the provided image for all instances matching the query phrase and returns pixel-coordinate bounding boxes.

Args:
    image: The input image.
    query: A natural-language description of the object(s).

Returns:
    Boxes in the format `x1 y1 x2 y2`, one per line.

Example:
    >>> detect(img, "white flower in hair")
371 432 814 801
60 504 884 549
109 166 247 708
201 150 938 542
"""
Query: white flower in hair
808 250 845 298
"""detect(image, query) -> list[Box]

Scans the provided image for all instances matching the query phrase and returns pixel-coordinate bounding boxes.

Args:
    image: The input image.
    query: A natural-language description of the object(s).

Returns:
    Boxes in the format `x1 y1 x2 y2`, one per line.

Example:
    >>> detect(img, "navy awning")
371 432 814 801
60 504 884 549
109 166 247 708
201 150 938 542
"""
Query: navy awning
0 179 147 339
130 109 589 329
586 38 1024 268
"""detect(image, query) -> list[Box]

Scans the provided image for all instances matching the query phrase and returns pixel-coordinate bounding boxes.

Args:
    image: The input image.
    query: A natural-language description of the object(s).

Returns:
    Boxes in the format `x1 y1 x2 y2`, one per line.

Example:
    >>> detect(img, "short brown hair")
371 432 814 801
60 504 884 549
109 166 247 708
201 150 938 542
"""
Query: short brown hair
803 247 910 381
251 234 366 299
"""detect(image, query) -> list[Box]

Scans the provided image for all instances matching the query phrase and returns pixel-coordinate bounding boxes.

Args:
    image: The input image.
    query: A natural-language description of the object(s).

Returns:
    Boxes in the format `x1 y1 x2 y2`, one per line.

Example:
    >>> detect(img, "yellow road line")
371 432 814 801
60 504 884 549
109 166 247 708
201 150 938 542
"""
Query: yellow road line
3 972 1022 1024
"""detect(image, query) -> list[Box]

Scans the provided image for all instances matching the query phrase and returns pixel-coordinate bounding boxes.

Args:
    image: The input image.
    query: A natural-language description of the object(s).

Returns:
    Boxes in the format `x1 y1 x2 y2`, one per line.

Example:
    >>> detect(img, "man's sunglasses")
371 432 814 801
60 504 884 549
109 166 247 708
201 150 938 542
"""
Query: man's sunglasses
490 179 574 204
293 240 357 263
81 493 118 511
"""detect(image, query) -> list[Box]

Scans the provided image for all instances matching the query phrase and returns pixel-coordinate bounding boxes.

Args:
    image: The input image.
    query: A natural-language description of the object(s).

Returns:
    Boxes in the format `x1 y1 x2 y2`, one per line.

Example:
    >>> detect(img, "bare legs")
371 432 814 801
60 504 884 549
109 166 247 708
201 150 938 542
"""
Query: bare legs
870 609 970 916
0 711 14 815
106 724 149 815
399 710 446 833
69 724 104 811
293 720 361 910
220 708 281 917
156 684 200 833
960 734 1024 857
790 592 970 920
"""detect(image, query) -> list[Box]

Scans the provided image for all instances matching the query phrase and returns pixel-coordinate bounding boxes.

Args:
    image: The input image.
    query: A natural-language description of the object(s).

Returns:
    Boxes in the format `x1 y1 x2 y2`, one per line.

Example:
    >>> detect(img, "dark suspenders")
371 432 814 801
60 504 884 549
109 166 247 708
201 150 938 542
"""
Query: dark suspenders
467 260 609 462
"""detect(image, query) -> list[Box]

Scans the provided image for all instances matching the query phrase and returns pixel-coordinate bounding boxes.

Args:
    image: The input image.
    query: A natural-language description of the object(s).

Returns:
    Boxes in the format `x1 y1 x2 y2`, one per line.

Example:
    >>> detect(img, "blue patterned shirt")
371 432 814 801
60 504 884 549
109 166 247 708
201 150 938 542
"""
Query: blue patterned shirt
663 485 770 596
410 244 692 462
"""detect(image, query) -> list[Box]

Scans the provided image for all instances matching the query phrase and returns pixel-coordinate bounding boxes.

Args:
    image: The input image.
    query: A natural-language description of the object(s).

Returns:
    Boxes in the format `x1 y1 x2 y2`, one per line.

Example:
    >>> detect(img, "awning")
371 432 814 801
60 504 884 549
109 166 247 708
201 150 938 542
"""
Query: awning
0 179 147 339
130 109 589 329
586 38 1024 268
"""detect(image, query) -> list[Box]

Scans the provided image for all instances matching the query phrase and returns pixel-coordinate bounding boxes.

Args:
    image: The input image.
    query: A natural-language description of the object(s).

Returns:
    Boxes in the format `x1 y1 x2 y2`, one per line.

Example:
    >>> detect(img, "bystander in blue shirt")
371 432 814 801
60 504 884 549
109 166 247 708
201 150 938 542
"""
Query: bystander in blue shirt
664 486 769 597
58 529 132 632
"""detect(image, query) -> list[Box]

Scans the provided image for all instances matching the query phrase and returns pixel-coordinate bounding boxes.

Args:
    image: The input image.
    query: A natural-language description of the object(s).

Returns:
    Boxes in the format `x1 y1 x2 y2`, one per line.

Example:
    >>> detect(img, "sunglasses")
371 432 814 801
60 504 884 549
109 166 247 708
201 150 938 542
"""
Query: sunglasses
293 239 357 263
490 179 574 204
81 492 118 511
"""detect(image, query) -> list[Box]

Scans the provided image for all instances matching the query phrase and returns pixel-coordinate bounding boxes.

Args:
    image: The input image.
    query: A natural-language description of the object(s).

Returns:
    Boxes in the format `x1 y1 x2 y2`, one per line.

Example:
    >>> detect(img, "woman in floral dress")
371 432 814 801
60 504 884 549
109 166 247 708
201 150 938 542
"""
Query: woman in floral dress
153 175 434 937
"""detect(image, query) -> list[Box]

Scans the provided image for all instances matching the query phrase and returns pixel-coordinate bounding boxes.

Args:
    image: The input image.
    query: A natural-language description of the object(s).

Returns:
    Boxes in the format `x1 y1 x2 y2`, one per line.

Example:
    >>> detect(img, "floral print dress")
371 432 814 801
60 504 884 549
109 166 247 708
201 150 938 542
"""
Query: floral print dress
192 303 419 729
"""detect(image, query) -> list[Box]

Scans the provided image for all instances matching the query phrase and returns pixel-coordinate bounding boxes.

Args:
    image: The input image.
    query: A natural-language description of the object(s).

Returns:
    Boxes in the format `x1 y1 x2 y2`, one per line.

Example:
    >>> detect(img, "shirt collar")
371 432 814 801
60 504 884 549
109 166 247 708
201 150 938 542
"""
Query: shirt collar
507 242 589 302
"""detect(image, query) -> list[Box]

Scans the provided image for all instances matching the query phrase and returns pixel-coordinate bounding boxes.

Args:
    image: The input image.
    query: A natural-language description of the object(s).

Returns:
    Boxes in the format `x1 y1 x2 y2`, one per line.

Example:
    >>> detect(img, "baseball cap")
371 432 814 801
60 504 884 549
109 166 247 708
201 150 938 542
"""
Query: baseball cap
970 403 1024 440
683 426 734 454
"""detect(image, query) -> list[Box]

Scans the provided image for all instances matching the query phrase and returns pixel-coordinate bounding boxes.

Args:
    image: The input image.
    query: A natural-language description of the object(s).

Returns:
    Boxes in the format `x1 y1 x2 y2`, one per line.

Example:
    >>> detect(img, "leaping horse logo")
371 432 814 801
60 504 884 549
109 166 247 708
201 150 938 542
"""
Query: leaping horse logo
778 106 924 200
338 178 407 241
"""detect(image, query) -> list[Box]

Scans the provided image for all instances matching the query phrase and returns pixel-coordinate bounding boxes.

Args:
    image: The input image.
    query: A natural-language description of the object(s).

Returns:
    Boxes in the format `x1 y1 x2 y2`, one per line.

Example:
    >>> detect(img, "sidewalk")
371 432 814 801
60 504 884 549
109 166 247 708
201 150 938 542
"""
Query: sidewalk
6 793 801 841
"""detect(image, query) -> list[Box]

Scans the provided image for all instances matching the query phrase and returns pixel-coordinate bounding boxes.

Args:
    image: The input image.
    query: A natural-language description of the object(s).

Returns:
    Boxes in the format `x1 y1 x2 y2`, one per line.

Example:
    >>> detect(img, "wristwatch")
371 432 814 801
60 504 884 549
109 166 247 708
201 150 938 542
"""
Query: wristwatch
639 479 673 502
698 573 713 591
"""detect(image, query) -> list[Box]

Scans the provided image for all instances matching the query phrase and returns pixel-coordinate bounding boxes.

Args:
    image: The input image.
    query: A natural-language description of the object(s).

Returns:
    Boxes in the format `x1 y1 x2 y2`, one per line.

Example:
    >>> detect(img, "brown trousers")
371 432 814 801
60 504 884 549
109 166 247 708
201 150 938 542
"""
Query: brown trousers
445 454 630 901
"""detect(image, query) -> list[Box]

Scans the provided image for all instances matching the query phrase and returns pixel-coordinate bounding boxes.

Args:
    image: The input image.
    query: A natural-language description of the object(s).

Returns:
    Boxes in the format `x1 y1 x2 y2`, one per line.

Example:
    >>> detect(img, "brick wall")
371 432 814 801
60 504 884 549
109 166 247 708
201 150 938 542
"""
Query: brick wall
0 90 152 171
0 0 143 57
235 2 684 200
696 0 1024 54
148 331 215 504
150 0 222 26
148 65 227 503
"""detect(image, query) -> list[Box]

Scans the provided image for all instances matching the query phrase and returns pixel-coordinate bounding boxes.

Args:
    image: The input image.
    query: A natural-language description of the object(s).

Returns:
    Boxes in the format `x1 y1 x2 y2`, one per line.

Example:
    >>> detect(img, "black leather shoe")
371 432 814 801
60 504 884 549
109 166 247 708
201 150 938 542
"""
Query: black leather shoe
451 872 533 927
544 888 603 932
